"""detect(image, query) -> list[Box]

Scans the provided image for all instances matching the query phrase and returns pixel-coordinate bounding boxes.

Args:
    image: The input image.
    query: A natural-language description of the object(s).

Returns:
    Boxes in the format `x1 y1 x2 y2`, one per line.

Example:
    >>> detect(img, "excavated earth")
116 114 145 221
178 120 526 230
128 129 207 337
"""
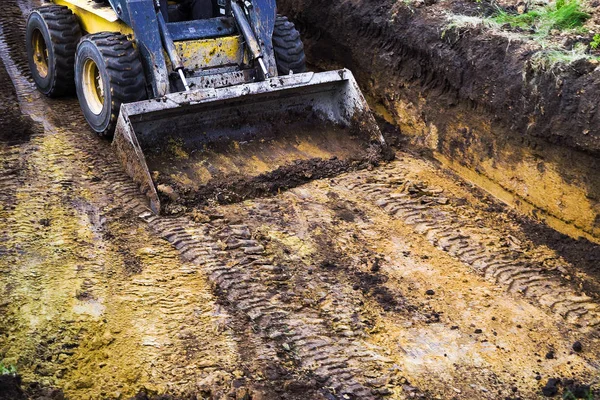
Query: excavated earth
279 0 600 243
1 0 600 399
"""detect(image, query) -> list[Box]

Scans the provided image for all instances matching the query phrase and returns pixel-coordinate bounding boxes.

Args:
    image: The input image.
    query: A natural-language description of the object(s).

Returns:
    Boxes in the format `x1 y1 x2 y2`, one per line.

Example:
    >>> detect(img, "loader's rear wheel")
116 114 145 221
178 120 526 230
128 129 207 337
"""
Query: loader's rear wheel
26 6 81 97
75 33 146 138
273 16 306 75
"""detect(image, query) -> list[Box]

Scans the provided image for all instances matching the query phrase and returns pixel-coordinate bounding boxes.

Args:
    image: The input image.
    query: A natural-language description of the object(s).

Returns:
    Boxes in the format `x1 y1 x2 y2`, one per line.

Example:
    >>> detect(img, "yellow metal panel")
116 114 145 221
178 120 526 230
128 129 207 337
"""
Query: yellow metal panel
175 36 245 70
53 0 132 35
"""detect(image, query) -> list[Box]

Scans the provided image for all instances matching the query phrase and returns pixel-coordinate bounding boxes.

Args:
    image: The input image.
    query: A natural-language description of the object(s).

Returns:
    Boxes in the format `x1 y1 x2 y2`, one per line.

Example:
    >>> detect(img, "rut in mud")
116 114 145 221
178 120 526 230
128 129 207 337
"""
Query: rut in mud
0 0 600 399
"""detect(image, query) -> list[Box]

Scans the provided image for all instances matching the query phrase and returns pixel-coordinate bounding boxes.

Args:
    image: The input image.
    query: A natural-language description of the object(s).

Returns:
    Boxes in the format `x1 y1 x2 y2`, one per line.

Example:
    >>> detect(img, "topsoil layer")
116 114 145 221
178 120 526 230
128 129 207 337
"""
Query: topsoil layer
279 0 600 154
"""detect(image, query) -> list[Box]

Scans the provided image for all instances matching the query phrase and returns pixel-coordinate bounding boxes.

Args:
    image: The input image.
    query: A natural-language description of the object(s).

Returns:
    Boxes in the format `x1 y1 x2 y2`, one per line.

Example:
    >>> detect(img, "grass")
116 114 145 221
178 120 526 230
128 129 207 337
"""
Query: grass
441 14 500 39
562 386 595 400
591 33 600 49
528 42 599 71
492 0 590 37
442 0 598 69
0 361 17 376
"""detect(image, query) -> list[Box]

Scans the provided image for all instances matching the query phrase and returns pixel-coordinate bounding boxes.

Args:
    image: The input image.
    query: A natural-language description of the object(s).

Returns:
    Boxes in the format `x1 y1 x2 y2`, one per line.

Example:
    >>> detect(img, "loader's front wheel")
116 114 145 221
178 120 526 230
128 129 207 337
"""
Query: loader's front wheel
273 16 306 75
75 33 146 138
26 6 81 97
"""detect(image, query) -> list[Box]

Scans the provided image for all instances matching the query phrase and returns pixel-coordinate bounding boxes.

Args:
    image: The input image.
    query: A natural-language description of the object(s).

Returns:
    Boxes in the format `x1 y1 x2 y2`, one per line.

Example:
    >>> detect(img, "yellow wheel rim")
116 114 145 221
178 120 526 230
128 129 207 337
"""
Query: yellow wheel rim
82 58 104 115
31 29 49 79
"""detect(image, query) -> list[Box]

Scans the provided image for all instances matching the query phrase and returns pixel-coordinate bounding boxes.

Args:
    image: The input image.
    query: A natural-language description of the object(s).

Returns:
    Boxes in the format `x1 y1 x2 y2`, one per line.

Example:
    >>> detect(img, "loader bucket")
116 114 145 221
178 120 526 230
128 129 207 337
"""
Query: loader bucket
112 69 388 213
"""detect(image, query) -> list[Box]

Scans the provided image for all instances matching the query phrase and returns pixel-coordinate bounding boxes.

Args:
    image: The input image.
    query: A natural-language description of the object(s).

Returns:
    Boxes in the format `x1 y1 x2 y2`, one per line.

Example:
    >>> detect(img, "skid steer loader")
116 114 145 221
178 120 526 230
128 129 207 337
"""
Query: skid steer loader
26 0 388 213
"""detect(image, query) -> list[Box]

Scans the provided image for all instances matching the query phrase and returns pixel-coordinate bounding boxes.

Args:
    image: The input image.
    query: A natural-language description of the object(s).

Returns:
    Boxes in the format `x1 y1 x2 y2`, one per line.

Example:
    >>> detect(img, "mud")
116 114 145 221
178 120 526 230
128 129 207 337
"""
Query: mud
0 375 64 400
204 158 600 398
520 215 600 299
1 0 600 399
278 0 600 242
0 57 35 144
147 116 390 213
161 156 370 211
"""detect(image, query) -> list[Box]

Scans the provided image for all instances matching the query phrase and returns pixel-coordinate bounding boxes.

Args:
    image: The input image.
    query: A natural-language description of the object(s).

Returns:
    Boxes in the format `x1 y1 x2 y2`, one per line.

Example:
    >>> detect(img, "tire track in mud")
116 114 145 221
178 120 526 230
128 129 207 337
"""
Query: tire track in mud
207 170 600 398
0 96 240 398
0 143 240 397
2 0 599 398
0 4 402 398
1 0 38 78
0 2 241 398
0 0 43 226
336 163 600 331
137 212 404 399
0 147 25 216
20 112 403 397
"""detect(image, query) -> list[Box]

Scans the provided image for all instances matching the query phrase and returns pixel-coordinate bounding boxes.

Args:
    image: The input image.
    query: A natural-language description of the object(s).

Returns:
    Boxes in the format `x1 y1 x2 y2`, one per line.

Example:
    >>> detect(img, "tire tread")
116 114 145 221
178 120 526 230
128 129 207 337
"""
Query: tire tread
28 5 81 96
273 16 306 75
76 33 146 137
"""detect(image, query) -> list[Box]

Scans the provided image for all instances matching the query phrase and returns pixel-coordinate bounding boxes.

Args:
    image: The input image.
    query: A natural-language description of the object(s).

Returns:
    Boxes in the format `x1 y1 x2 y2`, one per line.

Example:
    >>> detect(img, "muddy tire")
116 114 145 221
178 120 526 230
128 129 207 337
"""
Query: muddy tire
273 16 306 75
26 5 81 97
74 33 146 138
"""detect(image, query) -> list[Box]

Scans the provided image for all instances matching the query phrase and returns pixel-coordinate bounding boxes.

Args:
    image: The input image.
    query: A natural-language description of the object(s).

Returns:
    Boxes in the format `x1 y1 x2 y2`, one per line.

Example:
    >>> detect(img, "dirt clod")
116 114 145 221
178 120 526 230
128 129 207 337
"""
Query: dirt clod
0 375 23 400
542 378 560 397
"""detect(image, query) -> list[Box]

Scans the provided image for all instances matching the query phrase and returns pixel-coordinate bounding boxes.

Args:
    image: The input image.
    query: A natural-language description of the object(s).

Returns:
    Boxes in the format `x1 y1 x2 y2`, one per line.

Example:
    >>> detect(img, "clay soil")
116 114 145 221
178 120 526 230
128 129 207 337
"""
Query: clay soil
1 0 600 399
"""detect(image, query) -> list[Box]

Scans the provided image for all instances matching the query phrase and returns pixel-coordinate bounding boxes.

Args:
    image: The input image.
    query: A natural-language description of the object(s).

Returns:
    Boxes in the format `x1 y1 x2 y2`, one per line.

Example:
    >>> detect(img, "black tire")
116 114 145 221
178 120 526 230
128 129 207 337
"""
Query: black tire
74 33 146 138
272 16 306 75
26 5 81 97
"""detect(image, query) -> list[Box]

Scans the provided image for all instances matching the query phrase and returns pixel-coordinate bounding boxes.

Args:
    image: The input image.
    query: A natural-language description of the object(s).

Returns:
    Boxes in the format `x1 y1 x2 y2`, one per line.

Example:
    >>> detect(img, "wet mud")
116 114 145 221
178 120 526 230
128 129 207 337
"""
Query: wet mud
1 0 600 399
146 115 390 213
203 156 600 399
159 155 375 212
0 375 64 400
0 57 35 145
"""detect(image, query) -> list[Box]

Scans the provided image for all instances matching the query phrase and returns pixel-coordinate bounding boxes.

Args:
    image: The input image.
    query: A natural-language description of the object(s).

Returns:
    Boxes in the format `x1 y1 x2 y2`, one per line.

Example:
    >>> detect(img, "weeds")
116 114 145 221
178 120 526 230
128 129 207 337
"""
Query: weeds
442 0 597 69
0 361 17 376
562 386 595 400
590 33 600 49
492 0 590 37
528 42 599 71
441 14 499 38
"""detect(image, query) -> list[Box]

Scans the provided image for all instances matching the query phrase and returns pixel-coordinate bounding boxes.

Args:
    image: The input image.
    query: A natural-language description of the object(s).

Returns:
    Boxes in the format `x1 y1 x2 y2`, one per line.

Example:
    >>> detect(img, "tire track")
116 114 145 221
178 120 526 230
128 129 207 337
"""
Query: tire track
0 2 240 397
3 1 598 398
65 134 402 397
201 173 600 399
136 212 402 399
338 163 600 330
0 5 401 397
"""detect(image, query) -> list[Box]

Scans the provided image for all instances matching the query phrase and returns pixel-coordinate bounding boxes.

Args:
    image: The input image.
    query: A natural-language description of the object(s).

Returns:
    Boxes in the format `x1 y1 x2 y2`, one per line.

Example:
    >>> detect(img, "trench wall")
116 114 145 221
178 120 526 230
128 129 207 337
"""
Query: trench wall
279 0 600 242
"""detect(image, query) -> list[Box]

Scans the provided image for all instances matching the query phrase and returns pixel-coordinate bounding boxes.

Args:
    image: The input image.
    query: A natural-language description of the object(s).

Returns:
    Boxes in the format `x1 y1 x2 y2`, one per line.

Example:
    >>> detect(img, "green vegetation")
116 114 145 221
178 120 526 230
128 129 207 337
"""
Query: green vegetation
492 0 590 36
0 361 17 376
562 386 595 400
590 33 600 49
529 42 599 71
441 15 498 39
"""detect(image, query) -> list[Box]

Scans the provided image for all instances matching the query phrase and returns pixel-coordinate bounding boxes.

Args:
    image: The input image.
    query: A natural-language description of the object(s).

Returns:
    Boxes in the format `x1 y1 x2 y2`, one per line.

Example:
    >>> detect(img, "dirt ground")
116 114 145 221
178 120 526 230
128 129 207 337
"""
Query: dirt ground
1 0 600 399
